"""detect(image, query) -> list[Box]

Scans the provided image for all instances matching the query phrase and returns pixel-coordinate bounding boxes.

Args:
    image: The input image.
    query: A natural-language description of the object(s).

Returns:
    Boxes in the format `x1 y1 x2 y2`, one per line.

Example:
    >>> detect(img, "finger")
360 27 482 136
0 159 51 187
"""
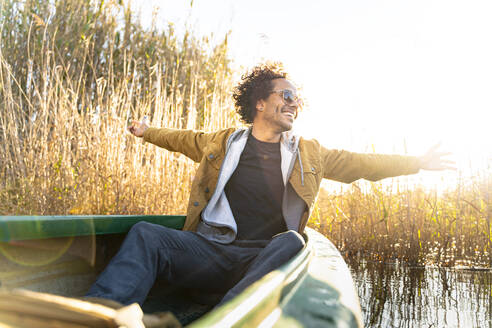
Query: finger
437 161 456 169
427 165 456 171
429 142 442 152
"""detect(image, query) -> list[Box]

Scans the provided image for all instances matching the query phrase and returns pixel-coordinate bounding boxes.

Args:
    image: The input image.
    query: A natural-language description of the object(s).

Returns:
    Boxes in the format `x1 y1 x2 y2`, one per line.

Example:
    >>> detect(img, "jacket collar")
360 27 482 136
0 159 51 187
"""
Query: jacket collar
227 127 299 151
280 129 299 153
226 127 301 185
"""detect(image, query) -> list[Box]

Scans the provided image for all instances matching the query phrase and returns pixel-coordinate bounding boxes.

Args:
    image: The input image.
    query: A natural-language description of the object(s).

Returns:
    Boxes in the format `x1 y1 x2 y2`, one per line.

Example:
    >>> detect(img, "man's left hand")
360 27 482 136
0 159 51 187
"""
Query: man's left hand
419 142 456 171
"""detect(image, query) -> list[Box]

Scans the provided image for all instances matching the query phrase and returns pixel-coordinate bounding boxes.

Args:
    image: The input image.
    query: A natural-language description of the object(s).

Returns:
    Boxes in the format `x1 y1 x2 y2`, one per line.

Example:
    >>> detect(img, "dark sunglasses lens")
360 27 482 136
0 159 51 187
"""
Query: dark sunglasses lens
283 90 295 103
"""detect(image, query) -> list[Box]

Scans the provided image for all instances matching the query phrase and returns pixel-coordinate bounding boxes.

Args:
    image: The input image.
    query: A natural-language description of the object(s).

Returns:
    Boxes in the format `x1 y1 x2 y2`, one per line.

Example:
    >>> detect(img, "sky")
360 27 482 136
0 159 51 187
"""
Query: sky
131 0 492 189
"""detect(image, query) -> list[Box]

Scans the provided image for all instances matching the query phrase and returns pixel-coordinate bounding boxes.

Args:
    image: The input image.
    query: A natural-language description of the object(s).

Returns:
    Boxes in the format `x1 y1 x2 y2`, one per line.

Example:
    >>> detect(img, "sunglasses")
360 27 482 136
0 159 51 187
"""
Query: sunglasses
270 89 303 106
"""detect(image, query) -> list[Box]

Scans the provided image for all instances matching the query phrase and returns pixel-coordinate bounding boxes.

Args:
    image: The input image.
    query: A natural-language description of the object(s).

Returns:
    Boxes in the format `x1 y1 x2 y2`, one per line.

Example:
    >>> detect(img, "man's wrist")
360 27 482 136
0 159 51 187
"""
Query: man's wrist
142 126 156 141
417 156 425 170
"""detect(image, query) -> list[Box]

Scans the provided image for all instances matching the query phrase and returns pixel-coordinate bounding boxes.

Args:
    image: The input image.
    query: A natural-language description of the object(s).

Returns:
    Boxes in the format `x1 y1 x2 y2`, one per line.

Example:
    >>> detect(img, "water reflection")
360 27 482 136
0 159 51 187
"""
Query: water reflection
348 259 492 328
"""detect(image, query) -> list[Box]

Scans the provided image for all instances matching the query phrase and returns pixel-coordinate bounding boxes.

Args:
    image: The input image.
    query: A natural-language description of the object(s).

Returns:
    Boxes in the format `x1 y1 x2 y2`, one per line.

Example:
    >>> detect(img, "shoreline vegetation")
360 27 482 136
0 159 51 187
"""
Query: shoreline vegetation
0 0 238 216
310 177 491 268
1 0 490 268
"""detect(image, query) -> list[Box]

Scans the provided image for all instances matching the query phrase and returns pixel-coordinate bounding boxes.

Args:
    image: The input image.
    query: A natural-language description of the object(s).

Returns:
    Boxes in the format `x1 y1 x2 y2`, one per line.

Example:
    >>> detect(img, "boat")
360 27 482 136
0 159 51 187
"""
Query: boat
0 215 363 327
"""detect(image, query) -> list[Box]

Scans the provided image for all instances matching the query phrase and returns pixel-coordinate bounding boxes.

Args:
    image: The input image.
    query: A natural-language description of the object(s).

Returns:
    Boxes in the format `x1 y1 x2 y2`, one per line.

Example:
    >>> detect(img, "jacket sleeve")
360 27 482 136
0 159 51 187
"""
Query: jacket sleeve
143 127 232 162
320 145 422 183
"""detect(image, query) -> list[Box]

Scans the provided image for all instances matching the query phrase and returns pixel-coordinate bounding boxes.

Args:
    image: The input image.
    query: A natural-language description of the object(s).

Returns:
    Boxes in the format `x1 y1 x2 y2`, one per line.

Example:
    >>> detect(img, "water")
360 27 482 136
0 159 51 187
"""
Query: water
348 259 492 328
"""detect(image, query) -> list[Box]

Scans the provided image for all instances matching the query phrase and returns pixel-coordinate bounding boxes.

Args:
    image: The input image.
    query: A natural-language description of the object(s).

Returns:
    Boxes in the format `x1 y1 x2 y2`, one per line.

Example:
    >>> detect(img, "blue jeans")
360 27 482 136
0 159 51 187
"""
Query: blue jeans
86 222 305 306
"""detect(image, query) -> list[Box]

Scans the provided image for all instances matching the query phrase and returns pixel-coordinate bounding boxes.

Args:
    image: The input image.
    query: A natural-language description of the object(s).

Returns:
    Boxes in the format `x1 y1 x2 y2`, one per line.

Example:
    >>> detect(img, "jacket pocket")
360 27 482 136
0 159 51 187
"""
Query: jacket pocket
292 159 322 205
203 145 224 170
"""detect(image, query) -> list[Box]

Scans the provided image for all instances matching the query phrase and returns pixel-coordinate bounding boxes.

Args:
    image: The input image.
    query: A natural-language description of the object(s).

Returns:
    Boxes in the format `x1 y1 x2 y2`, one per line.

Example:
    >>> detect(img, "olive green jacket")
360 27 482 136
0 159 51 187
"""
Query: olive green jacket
143 127 421 243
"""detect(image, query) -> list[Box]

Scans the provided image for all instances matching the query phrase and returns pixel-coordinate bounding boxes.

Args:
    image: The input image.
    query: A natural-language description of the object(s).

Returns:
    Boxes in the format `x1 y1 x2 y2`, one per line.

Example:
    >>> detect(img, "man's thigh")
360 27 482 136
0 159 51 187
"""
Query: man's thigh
215 231 305 306
151 225 257 293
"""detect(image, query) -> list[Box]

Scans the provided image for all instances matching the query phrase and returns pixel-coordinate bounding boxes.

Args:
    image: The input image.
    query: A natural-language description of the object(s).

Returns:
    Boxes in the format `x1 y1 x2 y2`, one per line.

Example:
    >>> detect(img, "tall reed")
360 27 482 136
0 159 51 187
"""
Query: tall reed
0 0 239 216
311 172 491 267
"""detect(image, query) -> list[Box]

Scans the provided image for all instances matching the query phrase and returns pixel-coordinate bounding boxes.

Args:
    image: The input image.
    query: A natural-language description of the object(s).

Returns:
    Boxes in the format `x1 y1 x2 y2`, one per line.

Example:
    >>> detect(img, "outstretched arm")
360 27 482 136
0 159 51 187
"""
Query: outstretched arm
321 142 455 184
127 117 234 162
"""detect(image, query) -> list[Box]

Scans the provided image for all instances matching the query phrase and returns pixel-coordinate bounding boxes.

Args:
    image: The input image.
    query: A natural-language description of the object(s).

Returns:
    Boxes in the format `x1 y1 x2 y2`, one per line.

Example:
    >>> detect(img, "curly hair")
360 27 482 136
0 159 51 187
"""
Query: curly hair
232 62 288 124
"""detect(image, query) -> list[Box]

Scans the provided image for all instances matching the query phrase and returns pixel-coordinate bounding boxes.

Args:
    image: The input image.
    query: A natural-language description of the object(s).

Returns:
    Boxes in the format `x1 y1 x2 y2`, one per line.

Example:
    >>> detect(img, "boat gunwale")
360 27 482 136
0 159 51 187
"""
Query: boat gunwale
0 215 186 242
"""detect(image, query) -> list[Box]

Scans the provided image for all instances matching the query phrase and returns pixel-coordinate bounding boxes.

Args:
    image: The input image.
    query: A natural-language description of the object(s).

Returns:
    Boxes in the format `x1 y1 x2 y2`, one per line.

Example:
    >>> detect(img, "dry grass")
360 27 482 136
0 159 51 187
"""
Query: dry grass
310 173 492 267
0 0 239 216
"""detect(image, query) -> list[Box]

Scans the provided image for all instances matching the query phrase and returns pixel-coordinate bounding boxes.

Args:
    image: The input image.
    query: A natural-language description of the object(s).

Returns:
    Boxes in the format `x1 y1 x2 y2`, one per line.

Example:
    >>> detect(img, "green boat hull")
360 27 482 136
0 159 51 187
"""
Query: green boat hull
0 215 362 327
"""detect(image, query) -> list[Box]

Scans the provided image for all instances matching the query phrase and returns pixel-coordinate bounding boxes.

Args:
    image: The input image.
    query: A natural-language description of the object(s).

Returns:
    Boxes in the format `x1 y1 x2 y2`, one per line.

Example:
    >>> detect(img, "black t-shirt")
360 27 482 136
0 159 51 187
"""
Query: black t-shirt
224 134 287 240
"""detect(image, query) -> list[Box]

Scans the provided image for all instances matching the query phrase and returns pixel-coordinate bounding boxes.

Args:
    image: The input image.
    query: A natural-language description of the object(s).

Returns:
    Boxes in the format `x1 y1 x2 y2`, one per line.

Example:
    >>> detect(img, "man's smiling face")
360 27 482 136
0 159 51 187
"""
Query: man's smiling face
255 78 300 133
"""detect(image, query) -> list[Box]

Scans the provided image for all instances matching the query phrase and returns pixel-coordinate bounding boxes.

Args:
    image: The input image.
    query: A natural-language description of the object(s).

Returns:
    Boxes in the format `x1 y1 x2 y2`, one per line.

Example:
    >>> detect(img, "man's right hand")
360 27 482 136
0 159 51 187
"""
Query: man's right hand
128 119 149 138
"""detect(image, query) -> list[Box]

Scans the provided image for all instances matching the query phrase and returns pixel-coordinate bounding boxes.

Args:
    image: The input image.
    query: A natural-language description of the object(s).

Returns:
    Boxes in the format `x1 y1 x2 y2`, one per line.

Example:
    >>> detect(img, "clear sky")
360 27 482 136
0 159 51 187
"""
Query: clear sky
131 0 491 188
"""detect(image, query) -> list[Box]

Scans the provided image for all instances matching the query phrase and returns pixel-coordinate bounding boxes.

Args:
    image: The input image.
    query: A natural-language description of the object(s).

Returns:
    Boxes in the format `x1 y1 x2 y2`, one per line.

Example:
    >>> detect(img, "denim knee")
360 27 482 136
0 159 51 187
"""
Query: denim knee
126 221 165 249
128 221 158 238
274 230 306 253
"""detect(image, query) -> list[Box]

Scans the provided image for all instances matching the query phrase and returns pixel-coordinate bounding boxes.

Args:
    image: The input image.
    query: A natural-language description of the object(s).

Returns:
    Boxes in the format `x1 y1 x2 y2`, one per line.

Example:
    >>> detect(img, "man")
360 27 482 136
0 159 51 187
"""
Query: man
86 63 453 307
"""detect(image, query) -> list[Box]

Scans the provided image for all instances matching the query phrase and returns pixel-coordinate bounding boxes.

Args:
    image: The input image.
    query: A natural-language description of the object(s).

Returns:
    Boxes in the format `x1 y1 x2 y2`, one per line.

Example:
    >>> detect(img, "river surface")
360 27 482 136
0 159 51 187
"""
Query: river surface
348 259 492 328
